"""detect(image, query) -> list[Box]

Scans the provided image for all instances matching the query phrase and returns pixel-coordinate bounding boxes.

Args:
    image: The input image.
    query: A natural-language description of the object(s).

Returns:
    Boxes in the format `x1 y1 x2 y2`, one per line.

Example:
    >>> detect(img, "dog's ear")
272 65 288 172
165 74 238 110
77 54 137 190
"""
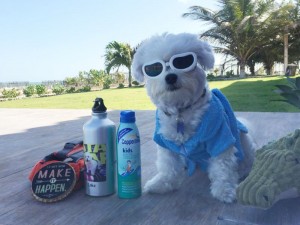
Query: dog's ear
187 34 215 70
131 45 145 83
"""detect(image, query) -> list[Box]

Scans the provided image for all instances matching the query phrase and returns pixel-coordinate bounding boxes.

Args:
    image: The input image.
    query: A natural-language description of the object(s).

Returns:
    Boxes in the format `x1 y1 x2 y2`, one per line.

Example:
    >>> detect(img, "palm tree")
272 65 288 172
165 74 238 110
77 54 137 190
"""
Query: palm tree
247 1 300 75
183 0 281 78
104 41 133 87
281 0 300 70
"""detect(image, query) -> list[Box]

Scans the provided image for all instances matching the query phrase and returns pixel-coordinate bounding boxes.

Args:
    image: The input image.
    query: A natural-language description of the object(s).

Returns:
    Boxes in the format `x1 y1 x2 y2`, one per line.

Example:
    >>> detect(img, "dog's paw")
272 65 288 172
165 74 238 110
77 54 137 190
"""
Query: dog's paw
210 183 237 203
144 174 178 194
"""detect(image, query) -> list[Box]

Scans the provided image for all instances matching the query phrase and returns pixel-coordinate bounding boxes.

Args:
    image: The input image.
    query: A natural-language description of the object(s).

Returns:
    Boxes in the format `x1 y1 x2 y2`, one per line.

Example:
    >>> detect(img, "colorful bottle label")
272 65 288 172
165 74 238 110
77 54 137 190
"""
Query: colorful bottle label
117 126 141 198
83 144 107 182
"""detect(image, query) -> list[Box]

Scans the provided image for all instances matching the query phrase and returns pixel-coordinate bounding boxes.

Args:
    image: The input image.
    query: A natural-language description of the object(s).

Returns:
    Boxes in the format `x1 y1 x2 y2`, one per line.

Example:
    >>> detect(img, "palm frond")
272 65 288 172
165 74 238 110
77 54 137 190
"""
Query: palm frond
183 6 216 21
104 41 132 74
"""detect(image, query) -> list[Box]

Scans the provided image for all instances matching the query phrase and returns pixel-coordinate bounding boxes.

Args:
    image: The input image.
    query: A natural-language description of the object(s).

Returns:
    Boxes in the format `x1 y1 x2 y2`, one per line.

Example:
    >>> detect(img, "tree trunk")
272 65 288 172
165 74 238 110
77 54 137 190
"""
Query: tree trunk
221 62 225 76
239 62 246 78
128 68 132 87
284 33 288 73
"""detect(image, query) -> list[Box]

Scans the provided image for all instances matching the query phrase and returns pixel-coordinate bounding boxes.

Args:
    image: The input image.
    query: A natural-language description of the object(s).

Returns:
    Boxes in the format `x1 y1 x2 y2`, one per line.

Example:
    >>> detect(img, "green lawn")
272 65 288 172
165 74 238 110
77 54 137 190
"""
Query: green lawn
0 76 299 112
210 76 300 112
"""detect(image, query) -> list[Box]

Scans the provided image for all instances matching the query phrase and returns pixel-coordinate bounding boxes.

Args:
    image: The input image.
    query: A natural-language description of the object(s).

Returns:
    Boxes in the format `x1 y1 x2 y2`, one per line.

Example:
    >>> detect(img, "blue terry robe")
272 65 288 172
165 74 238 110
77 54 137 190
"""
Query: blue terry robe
153 89 248 176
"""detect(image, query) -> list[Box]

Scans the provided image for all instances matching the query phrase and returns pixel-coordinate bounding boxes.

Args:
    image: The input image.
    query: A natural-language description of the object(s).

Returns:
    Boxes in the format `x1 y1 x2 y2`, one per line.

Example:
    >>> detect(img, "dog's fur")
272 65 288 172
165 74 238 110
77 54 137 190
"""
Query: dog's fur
132 33 256 203
84 152 101 181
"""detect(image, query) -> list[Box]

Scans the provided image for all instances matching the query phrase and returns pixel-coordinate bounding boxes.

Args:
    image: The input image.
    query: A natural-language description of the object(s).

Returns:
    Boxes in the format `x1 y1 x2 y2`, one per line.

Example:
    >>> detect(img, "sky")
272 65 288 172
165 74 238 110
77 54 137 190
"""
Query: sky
0 0 221 82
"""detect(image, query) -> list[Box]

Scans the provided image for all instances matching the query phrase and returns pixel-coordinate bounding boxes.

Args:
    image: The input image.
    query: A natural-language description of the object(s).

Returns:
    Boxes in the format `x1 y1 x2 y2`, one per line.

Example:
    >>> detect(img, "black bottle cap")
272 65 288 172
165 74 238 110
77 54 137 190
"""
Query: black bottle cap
92 98 107 113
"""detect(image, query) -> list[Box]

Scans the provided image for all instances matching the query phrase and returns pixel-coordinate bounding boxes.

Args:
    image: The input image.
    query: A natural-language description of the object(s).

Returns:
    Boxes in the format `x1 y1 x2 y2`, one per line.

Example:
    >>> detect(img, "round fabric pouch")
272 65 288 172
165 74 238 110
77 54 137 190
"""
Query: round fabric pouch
31 162 76 203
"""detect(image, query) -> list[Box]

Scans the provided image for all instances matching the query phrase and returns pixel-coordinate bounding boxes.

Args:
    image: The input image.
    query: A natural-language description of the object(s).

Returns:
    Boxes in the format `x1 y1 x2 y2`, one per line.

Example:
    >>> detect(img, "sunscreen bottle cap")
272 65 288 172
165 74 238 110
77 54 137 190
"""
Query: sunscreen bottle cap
120 110 135 123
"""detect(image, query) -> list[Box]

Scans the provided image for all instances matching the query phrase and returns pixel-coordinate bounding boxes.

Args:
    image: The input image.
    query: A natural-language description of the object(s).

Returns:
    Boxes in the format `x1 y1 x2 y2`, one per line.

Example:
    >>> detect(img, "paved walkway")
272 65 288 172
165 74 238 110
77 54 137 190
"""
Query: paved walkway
0 109 300 225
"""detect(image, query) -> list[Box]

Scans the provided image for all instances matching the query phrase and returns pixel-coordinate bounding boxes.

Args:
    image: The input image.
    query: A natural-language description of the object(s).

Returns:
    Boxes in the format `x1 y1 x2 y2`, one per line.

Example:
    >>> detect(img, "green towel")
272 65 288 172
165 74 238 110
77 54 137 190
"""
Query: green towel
237 129 300 208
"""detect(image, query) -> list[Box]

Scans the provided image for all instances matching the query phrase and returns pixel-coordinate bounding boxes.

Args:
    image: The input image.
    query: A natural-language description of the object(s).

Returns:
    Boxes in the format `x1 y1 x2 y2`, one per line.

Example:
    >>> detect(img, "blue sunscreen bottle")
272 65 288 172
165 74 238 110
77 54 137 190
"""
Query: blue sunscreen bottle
117 110 141 198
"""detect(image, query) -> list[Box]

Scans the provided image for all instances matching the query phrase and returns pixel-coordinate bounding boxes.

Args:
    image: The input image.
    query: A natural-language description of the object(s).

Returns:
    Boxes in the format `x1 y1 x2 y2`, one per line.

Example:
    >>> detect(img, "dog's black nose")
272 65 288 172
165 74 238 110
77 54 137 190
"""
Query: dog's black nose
165 74 178 85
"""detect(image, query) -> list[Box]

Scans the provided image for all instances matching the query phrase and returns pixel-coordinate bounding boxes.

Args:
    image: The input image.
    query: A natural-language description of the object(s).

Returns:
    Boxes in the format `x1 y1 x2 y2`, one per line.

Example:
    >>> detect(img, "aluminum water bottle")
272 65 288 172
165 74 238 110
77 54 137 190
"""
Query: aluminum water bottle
83 98 116 196
117 110 141 198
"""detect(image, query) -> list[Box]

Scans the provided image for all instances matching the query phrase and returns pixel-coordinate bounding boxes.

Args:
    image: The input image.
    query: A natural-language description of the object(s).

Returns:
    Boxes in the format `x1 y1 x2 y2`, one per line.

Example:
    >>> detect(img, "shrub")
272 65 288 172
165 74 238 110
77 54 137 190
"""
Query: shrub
275 76 300 108
2 88 20 98
23 85 36 97
103 77 112 89
206 73 215 81
66 87 76 93
52 85 65 95
132 81 139 86
35 84 47 96
114 72 125 84
78 86 91 92
118 83 125 88
225 70 235 78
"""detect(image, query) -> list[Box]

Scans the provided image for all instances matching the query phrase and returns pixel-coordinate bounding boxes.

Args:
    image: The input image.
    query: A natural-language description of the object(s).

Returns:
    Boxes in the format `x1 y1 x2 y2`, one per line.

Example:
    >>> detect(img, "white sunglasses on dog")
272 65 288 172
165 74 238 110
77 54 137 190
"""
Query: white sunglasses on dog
142 52 197 78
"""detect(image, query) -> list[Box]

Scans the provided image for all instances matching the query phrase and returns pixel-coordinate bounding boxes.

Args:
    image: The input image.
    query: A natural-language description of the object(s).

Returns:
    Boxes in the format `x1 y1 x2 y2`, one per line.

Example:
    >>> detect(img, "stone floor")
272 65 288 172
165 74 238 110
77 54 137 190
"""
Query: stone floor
0 109 300 225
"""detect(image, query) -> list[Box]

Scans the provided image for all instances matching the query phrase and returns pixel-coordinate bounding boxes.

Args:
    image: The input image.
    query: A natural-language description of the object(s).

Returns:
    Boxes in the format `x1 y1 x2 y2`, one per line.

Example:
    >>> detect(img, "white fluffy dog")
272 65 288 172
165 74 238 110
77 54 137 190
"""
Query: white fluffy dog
132 33 256 203
84 152 100 181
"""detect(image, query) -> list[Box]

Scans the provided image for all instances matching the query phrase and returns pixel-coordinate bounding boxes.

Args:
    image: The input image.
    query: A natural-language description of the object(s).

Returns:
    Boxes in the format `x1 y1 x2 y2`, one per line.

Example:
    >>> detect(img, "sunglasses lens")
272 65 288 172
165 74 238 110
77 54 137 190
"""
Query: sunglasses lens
144 62 163 77
172 54 195 70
